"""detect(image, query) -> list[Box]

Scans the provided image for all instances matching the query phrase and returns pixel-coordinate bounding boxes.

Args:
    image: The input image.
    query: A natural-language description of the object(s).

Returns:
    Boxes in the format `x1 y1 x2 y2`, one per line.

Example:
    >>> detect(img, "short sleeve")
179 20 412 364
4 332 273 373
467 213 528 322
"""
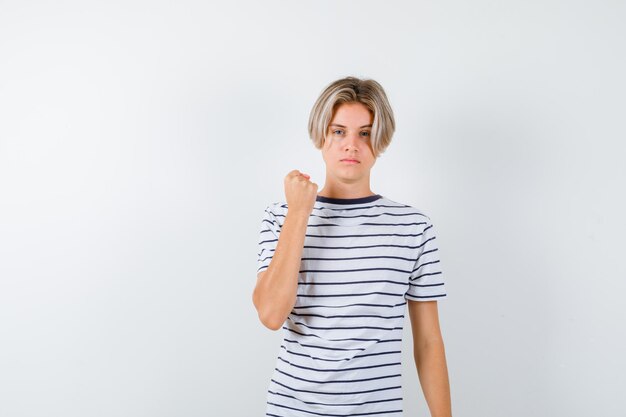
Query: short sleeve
256 204 281 274
405 216 448 301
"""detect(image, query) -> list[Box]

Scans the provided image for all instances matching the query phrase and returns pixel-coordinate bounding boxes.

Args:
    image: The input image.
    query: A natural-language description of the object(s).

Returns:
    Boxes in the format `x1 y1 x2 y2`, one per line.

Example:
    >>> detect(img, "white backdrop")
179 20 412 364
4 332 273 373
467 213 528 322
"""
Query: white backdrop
1 1 625 416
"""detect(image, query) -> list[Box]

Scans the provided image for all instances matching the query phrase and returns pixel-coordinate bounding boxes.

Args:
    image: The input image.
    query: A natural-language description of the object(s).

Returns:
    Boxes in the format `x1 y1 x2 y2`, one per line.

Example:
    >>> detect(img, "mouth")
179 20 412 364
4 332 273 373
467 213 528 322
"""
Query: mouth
341 159 360 164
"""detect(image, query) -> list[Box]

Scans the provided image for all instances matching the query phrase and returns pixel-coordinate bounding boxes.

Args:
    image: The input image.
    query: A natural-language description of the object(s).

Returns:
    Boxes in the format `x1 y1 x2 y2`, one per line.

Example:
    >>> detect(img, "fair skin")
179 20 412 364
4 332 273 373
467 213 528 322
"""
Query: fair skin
252 170 317 330
317 101 377 199
252 101 451 417
409 300 453 417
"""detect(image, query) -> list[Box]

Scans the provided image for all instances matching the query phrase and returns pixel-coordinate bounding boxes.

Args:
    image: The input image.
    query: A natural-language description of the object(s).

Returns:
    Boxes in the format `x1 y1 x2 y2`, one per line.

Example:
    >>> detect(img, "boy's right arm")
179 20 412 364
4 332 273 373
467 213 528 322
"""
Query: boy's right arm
252 169 318 331
252 210 310 330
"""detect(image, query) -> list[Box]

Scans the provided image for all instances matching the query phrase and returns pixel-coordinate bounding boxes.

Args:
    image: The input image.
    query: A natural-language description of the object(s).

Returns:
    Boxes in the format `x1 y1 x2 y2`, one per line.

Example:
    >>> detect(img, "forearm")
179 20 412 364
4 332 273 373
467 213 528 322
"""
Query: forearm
414 340 452 417
254 211 310 330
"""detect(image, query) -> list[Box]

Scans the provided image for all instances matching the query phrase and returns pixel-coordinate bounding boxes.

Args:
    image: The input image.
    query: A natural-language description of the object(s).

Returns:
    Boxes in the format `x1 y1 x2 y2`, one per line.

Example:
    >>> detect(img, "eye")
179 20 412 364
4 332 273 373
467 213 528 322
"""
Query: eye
360 131 371 137
332 129 344 135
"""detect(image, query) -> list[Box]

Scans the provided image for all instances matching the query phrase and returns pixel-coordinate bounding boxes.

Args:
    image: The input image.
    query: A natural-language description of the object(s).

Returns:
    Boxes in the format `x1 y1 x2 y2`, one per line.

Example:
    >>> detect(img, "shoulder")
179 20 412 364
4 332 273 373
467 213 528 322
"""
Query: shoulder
264 201 288 222
264 200 285 210
380 195 432 222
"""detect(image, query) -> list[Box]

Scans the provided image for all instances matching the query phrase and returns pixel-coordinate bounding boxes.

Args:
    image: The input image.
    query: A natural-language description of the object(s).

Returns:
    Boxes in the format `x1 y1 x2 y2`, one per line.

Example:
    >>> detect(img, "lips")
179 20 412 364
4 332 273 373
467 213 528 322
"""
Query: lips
341 159 360 163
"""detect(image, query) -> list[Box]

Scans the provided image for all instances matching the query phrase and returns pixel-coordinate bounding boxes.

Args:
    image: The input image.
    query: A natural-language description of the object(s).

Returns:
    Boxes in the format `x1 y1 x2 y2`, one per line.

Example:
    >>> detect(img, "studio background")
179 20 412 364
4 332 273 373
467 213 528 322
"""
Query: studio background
1 1 624 416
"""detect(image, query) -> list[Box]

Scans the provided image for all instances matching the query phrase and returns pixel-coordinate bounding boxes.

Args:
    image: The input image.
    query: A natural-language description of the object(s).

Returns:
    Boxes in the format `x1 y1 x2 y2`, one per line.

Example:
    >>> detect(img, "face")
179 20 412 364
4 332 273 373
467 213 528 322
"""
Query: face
321 102 376 183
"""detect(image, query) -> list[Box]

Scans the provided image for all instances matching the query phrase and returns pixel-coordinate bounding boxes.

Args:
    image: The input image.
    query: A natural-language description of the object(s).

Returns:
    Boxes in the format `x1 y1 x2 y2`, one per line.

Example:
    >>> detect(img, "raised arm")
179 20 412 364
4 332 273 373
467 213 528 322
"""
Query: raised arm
252 170 317 330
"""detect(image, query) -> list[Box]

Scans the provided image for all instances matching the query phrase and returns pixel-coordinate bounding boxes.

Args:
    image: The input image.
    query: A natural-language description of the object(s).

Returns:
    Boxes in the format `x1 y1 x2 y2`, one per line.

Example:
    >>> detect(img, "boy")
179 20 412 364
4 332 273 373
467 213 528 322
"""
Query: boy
253 76 452 417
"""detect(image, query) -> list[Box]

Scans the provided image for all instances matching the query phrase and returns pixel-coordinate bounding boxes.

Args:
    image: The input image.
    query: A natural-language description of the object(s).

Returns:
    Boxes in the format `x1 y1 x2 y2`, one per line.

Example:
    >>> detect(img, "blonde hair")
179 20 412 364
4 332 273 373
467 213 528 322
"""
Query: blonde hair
308 76 395 158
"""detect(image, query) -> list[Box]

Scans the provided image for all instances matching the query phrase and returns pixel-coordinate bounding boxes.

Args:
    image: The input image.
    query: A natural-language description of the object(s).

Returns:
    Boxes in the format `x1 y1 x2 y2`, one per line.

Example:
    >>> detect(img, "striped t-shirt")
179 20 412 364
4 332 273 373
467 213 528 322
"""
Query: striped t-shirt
256 193 447 416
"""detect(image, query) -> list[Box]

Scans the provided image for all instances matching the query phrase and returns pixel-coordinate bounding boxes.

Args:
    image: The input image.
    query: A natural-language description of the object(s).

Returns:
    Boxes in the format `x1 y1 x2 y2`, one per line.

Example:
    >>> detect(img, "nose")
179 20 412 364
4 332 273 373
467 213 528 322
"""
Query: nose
343 132 361 151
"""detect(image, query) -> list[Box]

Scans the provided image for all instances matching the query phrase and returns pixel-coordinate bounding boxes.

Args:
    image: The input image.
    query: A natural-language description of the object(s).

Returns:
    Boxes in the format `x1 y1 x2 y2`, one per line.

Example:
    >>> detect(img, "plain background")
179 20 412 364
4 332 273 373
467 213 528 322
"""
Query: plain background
1 1 625 416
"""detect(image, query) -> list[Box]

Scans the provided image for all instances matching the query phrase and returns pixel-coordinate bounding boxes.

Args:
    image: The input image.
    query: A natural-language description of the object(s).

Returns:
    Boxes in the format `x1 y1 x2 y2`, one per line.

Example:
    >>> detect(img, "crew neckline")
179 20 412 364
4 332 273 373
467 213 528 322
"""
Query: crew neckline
315 194 383 205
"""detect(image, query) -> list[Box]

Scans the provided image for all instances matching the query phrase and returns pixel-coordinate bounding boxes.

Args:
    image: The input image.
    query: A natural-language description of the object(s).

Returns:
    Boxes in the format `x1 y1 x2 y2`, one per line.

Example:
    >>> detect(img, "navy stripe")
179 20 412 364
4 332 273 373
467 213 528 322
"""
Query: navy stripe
408 281 445 288
291 312 405 319
275 368 402 384
301 255 414 262
405 293 446 300
303 243 423 250
299 267 409 274
268 389 402 407
305 232 422 238
282 338 366 351
415 259 441 271
293 301 407 309
288 320 403 332
276 356 401 373
282 326 403 344
280 344 402 362
410 271 443 281
298 279 408 286
307 220 426 227
258 237 278 245
270 378 402 396
277 211 427 219
296 291 405 298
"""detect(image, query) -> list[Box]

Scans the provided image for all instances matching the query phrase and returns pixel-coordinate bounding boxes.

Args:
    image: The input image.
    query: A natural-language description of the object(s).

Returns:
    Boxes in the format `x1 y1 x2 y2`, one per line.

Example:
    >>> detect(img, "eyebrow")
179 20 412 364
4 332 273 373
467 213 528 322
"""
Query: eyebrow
329 124 372 128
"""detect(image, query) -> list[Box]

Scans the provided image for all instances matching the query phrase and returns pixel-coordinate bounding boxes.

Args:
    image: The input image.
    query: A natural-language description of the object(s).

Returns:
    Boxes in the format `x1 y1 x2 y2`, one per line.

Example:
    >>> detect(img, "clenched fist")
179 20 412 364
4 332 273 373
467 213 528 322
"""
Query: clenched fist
284 170 318 216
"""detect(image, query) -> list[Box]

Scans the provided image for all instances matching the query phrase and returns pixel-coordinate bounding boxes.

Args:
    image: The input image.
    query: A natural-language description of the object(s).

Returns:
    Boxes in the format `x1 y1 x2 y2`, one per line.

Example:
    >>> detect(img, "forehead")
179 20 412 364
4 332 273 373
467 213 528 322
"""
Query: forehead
330 102 373 126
